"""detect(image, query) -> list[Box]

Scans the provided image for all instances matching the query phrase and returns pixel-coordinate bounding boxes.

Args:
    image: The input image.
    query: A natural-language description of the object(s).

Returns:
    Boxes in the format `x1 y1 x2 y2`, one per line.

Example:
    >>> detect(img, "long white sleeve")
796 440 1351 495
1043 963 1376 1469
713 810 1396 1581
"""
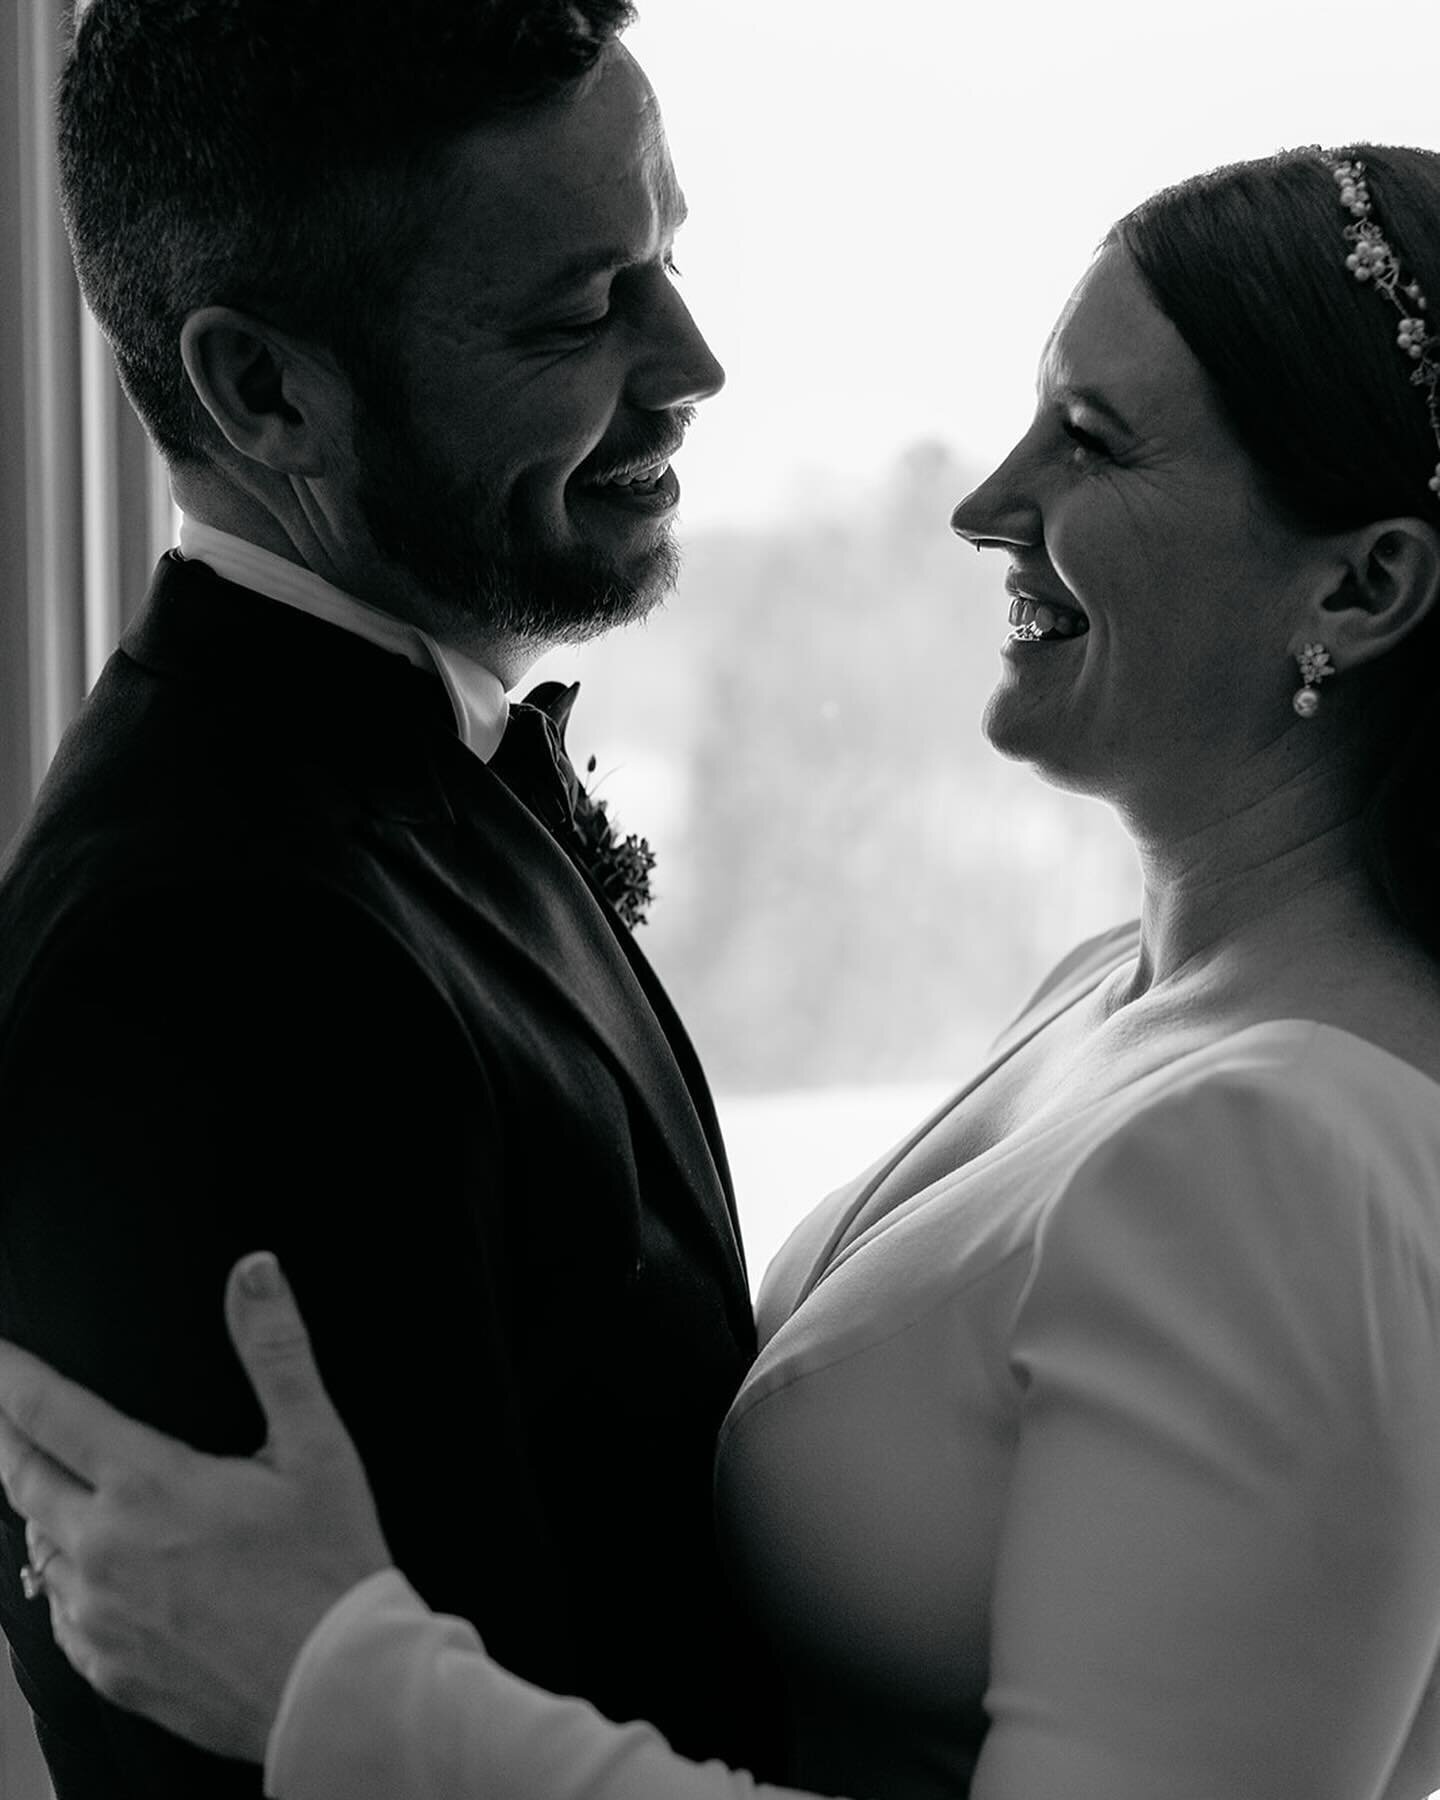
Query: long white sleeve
265 1570 839 1800
974 1068 1440 1799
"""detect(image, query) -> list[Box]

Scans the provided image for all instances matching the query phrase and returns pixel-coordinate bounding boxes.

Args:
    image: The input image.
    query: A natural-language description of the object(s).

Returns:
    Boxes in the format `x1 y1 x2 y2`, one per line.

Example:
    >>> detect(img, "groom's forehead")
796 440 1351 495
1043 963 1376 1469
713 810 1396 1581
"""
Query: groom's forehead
413 52 684 311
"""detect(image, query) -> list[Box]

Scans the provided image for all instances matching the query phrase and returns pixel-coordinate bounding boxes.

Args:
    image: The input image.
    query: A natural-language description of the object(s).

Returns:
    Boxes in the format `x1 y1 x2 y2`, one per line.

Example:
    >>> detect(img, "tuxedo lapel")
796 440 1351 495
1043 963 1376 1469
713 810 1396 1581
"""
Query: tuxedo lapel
488 689 741 1261
555 832 746 1276
121 554 749 1307
425 741 749 1303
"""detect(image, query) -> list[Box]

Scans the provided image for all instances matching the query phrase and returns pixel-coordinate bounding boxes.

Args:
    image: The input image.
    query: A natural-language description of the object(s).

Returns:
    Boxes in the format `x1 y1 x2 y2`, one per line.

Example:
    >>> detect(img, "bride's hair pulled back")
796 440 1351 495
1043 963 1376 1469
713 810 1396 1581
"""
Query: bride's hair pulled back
1111 145 1440 957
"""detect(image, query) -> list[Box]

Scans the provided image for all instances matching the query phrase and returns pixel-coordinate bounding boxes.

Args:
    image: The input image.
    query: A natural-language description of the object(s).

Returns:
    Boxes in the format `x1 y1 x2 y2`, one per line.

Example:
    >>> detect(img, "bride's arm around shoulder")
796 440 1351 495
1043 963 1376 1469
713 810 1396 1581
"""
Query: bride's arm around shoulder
980 1041 1440 1800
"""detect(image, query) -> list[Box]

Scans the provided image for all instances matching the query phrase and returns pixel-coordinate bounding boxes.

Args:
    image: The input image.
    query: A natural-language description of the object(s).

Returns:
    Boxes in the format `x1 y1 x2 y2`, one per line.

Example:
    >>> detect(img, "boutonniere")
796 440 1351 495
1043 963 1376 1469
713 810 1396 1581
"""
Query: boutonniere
523 680 657 930
571 756 657 930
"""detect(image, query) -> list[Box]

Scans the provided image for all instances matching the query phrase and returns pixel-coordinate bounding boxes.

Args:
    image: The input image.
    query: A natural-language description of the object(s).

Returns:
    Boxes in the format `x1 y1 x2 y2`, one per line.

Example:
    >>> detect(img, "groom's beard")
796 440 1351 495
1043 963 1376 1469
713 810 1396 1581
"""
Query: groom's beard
350 391 681 647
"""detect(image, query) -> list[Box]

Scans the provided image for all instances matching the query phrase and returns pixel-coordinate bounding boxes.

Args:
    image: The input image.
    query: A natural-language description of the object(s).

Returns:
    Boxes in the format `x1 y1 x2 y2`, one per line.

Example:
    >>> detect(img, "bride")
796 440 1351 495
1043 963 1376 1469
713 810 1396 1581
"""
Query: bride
5 141 1440 1800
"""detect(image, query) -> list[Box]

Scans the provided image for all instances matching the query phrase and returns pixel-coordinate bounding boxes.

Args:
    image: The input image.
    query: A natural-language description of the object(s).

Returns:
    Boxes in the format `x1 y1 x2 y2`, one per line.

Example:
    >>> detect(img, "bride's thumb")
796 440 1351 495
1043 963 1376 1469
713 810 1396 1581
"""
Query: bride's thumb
223 1253 350 1465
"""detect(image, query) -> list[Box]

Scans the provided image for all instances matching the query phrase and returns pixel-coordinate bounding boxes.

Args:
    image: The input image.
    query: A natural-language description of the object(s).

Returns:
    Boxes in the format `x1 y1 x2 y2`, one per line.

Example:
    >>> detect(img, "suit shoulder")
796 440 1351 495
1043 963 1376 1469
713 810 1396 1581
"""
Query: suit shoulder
0 646 454 978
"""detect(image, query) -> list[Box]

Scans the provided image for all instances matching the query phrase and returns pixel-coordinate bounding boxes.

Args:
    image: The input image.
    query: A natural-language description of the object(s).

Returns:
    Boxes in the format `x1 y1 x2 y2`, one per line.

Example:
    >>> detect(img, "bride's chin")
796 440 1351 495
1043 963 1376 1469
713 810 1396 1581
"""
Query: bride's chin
980 688 1046 762
981 697 1097 793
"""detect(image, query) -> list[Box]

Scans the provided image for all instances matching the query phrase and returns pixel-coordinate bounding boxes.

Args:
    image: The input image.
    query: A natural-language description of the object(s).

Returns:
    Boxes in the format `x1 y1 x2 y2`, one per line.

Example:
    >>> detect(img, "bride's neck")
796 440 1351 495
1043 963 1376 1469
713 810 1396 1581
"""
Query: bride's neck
1113 809 1399 1016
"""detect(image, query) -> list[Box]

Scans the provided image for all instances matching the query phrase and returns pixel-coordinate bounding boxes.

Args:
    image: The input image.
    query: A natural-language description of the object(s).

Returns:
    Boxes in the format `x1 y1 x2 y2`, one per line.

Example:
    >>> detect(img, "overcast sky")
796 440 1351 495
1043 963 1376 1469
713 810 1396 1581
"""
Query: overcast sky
622 0 1440 529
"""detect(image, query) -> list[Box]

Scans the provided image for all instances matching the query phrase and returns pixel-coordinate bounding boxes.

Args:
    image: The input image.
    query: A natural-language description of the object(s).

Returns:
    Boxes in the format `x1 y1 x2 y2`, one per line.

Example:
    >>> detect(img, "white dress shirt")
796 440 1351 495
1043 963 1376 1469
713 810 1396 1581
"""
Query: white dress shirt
177 517 510 760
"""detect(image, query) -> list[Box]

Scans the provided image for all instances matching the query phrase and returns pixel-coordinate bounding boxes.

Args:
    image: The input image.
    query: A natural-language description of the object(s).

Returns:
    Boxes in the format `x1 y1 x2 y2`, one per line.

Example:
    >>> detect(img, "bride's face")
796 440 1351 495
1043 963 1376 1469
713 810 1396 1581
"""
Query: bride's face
950 245 1331 826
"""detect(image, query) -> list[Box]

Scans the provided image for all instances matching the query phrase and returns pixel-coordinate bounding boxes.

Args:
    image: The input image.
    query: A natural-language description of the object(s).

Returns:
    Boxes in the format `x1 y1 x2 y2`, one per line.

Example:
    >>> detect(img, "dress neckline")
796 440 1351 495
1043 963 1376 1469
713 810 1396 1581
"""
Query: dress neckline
809 931 1440 1304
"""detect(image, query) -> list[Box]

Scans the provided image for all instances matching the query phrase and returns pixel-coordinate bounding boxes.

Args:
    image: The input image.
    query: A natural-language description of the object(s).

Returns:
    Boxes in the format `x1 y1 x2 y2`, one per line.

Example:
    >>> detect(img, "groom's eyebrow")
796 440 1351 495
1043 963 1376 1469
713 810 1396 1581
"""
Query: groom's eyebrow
530 196 691 302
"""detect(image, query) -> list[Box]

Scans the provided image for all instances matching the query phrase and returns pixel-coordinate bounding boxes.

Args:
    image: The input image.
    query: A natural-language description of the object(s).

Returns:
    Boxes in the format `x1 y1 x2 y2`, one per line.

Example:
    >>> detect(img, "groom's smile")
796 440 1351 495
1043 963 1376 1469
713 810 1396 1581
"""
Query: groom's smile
333 42 724 664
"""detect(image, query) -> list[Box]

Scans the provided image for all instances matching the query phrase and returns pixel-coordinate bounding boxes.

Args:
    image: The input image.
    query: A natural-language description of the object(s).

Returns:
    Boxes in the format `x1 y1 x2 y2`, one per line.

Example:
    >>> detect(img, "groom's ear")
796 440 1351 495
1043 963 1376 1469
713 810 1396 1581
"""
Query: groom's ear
179 307 352 478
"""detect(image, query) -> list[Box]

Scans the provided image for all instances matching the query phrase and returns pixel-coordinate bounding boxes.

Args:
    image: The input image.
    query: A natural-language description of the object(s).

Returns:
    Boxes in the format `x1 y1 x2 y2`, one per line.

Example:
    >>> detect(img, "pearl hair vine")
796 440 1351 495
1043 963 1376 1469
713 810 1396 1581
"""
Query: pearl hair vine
1321 153 1440 504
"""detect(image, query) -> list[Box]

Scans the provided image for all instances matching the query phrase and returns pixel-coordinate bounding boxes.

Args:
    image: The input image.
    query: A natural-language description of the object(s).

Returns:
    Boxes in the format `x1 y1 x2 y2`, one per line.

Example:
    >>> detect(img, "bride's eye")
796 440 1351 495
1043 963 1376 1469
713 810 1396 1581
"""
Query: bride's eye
1061 418 1108 457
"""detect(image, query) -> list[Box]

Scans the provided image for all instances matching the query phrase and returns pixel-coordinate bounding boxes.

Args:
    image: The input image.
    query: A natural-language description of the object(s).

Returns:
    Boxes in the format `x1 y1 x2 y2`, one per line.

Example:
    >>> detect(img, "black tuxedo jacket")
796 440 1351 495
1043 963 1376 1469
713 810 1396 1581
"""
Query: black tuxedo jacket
0 554 776 1796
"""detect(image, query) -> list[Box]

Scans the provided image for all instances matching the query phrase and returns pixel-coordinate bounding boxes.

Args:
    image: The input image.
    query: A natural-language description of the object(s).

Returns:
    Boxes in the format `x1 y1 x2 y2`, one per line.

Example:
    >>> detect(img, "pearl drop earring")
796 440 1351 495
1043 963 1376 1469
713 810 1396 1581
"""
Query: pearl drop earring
1292 643 1334 718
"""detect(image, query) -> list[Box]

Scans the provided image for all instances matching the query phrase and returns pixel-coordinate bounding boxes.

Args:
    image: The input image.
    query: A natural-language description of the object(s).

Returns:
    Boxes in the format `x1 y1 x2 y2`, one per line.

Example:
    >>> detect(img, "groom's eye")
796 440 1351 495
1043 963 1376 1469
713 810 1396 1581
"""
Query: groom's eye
522 304 611 347
555 314 610 340
532 257 682 346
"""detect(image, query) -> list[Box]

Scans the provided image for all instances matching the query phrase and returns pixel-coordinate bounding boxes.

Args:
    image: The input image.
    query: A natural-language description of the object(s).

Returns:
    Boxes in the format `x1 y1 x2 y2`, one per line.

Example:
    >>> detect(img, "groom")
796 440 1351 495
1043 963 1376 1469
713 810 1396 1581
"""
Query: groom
0 4 775 1796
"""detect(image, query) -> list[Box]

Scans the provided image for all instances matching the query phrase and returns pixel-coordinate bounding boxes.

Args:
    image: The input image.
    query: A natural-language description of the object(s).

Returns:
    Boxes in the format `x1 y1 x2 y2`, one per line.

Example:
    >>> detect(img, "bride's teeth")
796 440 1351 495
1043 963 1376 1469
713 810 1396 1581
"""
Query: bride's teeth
611 462 666 487
1005 593 1089 640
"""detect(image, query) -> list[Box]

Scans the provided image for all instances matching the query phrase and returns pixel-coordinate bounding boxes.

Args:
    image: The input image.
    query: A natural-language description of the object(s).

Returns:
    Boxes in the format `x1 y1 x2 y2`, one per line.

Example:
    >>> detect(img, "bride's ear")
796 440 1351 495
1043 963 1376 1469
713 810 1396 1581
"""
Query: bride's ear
1308 516 1440 670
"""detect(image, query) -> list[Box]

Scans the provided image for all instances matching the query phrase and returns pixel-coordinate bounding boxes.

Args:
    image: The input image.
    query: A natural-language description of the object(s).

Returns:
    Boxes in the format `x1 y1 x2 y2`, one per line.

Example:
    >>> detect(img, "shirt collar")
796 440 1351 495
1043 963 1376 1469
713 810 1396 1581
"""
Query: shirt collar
177 516 509 762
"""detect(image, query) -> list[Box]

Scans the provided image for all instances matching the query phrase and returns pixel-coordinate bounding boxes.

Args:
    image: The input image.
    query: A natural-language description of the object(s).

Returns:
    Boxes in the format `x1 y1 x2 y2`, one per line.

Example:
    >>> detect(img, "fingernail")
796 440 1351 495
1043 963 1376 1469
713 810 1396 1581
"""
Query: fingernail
237 1253 285 1300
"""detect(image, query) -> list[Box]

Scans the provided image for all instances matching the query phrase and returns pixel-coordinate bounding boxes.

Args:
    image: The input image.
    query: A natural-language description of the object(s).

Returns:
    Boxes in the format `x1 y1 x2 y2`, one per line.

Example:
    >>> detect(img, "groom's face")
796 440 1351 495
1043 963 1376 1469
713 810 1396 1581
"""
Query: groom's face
344 43 724 654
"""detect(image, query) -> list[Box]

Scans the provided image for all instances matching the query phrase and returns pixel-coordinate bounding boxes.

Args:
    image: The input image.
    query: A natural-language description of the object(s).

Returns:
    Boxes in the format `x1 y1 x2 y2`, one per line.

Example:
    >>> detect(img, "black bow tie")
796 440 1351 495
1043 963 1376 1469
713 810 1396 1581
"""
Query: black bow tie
488 680 584 838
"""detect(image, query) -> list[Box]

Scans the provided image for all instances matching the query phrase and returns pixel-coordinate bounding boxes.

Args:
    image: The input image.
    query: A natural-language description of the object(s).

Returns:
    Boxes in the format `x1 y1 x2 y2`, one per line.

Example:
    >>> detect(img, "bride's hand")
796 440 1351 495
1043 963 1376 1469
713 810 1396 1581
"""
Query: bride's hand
0 1254 393 1763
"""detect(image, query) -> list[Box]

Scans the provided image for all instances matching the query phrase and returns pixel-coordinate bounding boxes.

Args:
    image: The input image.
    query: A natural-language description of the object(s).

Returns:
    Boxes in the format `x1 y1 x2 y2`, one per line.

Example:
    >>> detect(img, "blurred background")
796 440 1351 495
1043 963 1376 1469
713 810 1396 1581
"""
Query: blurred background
532 0 1440 1275
2 1 1439 1793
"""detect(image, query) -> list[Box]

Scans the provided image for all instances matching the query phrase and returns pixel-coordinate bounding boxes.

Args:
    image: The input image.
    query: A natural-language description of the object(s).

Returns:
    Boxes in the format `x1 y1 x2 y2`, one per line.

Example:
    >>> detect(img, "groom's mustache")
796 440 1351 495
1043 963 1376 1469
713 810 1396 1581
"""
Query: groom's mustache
577 405 698 485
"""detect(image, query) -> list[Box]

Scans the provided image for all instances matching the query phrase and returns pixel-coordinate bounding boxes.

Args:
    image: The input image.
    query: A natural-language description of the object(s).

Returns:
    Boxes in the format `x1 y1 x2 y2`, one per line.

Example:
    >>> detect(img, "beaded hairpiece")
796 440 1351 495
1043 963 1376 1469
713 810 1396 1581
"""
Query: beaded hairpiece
1321 153 1440 503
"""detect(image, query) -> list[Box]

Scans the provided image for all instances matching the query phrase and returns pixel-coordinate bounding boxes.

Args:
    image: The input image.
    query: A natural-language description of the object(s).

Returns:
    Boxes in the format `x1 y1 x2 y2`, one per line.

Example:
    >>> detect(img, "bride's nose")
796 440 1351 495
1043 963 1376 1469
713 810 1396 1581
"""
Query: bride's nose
950 444 1039 549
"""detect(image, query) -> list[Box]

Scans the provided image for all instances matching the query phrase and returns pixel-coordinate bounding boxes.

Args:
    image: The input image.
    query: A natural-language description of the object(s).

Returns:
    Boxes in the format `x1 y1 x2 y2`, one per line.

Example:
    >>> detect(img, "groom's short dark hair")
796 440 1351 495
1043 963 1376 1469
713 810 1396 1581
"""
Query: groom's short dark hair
57 0 638 466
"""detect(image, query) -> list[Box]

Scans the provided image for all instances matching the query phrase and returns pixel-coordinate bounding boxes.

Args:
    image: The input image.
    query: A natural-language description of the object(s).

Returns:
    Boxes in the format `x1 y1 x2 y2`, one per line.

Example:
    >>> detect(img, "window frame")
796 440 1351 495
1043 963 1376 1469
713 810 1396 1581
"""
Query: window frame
2 0 174 854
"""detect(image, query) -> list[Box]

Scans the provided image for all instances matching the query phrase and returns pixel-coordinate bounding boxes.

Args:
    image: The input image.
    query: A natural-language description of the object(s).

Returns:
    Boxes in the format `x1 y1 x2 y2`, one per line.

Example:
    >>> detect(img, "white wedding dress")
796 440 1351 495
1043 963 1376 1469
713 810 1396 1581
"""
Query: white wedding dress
267 926 1440 1800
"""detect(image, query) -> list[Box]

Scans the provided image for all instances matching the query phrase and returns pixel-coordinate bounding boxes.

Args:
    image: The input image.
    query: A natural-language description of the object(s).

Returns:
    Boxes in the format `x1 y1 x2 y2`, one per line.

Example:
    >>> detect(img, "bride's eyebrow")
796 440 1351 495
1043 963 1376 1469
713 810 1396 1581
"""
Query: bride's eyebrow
1033 339 1134 436
1051 386 1137 437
